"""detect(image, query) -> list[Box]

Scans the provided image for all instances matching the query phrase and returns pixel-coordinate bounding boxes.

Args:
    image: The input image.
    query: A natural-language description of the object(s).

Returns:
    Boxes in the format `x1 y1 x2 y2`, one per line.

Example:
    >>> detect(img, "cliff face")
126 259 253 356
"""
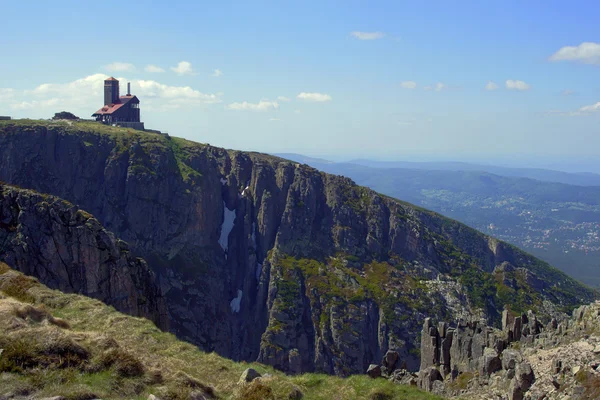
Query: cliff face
0 120 595 375
0 184 168 328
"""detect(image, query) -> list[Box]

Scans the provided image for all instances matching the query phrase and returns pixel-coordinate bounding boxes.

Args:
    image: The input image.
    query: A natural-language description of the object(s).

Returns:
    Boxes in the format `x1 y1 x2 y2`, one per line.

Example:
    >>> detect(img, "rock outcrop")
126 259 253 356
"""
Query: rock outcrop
0 184 168 328
0 120 595 376
386 302 600 399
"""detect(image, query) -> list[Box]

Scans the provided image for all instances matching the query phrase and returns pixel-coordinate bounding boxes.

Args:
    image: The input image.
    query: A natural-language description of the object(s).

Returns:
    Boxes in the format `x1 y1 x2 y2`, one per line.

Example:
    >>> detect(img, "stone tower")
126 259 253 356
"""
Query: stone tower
104 77 120 105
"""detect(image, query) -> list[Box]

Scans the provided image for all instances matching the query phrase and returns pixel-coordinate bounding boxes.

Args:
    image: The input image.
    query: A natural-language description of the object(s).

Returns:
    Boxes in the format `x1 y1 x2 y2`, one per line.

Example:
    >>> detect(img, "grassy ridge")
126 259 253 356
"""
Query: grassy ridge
0 263 440 400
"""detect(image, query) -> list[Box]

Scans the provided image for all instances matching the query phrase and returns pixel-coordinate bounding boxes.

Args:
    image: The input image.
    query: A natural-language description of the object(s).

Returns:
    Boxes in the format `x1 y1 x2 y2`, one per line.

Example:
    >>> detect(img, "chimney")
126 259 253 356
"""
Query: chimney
127 82 131 96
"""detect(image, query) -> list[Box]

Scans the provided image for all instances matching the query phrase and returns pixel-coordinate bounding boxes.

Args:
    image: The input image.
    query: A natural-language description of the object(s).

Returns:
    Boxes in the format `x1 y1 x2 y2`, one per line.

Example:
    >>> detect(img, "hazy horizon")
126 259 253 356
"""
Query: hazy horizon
272 151 600 174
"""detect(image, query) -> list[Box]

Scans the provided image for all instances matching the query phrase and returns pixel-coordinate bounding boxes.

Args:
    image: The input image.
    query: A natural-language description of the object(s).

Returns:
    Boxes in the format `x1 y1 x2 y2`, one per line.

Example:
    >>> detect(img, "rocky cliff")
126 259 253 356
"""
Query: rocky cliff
0 119 595 376
0 183 167 328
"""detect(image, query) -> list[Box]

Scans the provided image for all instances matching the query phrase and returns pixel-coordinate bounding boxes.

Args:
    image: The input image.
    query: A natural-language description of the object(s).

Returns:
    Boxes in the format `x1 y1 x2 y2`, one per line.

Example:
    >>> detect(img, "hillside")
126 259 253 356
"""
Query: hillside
0 119 596 377
0 263 440 400
281 158 600 287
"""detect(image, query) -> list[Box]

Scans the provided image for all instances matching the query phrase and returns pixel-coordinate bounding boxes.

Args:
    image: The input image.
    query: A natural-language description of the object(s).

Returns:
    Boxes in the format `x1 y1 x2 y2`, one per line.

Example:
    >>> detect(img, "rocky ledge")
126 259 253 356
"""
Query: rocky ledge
367 302 600 399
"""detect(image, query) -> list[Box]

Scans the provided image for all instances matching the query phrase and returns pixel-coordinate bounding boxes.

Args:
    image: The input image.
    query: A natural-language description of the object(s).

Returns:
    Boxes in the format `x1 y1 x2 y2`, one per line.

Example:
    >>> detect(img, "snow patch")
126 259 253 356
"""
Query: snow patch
241 185 250 197
219 201 236 255
230 289 243 313
256 262 263 281
220 177 227 185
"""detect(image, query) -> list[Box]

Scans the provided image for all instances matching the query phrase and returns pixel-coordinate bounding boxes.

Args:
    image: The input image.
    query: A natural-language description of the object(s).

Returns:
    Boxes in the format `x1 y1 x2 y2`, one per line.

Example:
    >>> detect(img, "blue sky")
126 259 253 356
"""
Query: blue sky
2 0 600 170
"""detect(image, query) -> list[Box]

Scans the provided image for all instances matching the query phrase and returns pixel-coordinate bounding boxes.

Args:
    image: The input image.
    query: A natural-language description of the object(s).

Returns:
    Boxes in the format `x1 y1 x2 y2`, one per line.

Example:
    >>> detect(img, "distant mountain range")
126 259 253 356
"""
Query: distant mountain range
277 154 600 187
276 154 600 287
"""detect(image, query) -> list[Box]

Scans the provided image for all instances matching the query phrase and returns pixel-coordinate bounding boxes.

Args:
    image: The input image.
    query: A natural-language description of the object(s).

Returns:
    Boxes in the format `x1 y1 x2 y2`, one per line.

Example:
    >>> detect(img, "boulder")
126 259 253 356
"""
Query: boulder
502 349 522 371
515 362 534 392
382 350 400 373
189 391 208 400
389 369 416 385
418 366 443 392
479 348 502 377
367 364 382 378
508 378 524 400
239 368 261 384
288 386 303 399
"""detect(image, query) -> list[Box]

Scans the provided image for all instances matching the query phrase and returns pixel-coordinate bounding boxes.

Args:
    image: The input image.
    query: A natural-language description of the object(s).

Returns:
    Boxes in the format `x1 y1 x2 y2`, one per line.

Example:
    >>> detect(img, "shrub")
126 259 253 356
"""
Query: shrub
0 329 89 372
369 389 393 400
52 111 79 120
239 380 275 400
37 330 90 368
0 336 37 372
0 274 37 303
97 348 144 378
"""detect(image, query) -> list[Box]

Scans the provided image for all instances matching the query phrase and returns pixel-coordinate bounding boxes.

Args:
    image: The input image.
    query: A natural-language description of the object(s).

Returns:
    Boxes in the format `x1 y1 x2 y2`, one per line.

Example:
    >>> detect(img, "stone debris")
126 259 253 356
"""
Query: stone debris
366 301 600 399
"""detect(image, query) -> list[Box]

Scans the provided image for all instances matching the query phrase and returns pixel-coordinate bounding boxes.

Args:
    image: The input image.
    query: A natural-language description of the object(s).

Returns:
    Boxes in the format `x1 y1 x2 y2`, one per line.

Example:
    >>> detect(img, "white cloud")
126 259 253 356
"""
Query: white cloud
136 80 221 104
423 83 447 92
297 92 332 102
226 100 279 111
549 42 600 65
434 82 447 92
485 81 498 91
277 96 291 102
269 118 280 122
0 88 15 101
506 80 531 91
10 73 221 117
294 109 301 114
545 101 600 117
171 61 196 75
400 81 417 89
562 89 575 96
10 98 59 110
105 62 136 72
145 65 165 73
30 73 108 98
577 102 600 113
350 31 385 40
212 69 223 77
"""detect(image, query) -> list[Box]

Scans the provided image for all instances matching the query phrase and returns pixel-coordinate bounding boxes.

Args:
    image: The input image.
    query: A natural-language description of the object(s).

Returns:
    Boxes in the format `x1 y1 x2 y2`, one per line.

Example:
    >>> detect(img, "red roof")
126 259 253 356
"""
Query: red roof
92 96 136 116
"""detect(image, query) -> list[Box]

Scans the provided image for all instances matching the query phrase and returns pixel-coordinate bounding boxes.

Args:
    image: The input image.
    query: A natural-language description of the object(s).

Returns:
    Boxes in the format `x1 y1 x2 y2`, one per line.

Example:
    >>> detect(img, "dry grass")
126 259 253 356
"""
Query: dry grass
0 265 441 400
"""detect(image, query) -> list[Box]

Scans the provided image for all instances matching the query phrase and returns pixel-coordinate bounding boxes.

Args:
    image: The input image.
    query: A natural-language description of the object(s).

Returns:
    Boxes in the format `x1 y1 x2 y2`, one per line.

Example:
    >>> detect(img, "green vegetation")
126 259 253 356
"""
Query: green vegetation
166 136 203 183
52 111 79 120
0 119 207 184
0 263 440 400
274 255 435 329
449 371 474 391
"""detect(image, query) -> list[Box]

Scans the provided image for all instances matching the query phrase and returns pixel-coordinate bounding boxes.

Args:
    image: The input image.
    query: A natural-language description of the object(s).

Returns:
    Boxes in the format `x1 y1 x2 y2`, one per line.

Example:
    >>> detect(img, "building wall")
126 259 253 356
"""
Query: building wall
111 98 140 123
